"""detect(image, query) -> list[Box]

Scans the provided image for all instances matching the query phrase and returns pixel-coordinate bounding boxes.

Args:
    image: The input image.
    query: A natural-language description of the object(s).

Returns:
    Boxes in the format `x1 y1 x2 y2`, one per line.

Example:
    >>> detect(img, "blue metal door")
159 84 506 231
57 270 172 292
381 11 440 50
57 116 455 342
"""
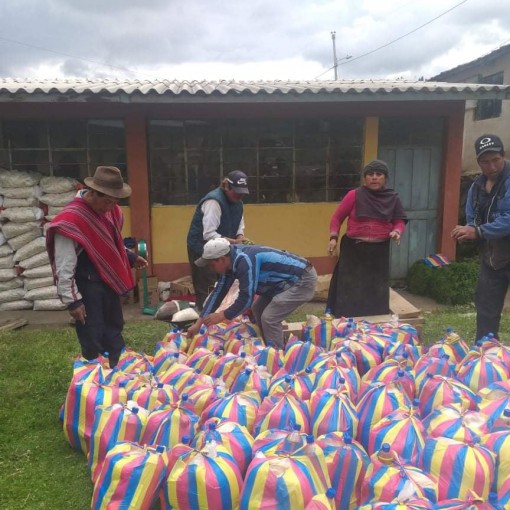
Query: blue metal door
378 147 442 279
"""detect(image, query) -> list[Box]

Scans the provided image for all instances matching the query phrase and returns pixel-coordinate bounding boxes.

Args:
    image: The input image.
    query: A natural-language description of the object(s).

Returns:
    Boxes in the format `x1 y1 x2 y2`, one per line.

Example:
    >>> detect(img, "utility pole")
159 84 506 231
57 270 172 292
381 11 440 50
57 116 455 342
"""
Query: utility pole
331 31 338 80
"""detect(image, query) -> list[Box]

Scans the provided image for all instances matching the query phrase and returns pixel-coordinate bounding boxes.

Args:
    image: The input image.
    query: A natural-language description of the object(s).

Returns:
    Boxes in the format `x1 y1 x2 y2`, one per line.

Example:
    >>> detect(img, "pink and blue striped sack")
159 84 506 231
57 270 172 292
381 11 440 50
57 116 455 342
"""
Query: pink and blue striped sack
478 380 510 418
313 364 360 402
200 391 260 434
130 381 178 411
253 392 311 436
420 436 496 500
361 446 438 505
141 395 199 448
162 442 243 510
481 430 510 492
252 343 284 375
422 403 491 443
91 442 167 510
252 426 306 456
356 382 412 447
269 367 316 400
88 401 149 483
456 350 509 393
309 387 358 438
316 432 369 510
239 450 329 510
414 353 456 391
417 375 479 418
230 365 272 398
284 336 323 372
366 406 426 464
193 418 254 475
62 379 126 455
305 489 336 510
116 348 153 374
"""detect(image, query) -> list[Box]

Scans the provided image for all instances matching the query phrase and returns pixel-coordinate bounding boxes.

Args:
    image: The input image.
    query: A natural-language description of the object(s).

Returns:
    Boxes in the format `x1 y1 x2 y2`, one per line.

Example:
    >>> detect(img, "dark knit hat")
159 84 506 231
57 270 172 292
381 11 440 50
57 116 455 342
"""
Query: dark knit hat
362 160 389 177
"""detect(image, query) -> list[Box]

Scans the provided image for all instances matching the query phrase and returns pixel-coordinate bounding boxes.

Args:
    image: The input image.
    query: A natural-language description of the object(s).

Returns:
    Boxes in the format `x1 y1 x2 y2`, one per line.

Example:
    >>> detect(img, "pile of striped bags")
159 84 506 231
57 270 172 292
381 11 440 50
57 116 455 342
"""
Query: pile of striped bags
60 316 510 509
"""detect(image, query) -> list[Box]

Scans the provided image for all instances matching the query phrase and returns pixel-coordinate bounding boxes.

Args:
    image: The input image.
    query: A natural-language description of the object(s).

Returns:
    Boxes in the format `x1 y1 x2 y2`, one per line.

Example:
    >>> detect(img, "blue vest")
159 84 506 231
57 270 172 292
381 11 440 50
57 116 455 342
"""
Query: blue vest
187 187 244 255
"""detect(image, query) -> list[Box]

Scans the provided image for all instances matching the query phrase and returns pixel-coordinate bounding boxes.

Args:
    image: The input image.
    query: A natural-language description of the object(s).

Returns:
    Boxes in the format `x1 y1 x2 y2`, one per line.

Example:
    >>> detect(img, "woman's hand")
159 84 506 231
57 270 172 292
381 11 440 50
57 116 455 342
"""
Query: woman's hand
134 256 148 269
328 238 338 256
186 320 202 338
389 230 401 245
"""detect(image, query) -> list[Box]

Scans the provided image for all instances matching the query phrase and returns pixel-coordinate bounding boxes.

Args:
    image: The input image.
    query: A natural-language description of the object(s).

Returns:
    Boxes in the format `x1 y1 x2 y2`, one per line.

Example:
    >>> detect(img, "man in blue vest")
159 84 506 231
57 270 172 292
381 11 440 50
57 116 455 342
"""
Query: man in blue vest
187 170 249 310
186 238 317 349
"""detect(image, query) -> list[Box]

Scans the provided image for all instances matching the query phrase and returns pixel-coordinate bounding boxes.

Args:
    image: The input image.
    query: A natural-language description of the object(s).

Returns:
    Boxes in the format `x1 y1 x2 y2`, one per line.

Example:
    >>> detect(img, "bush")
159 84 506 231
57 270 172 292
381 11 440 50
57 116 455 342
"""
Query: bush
407 258 479 305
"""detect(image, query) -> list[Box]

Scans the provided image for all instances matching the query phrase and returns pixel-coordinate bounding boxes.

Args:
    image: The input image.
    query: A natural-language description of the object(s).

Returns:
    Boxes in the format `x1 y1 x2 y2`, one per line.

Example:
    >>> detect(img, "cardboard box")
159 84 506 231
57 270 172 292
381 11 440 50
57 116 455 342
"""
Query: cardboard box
169 275 195 298
137 276 159 308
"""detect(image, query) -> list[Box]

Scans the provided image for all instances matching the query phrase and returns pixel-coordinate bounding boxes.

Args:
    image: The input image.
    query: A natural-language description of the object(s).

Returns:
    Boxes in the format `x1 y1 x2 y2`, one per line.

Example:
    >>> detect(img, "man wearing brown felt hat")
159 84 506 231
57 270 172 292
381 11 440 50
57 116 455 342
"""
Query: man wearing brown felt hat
46 166 147 368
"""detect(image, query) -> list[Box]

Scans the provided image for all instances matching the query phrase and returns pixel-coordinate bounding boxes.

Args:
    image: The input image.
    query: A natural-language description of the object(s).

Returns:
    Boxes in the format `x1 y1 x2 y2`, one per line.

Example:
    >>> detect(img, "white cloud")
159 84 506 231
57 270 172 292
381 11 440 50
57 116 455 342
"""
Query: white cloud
0 0 509 81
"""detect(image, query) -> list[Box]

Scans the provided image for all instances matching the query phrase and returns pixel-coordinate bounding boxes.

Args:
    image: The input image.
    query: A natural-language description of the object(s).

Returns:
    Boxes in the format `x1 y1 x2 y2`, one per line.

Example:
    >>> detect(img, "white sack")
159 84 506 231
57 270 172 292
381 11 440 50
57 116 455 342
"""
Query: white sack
0 207 44 223
0 299 33 311
8 229 42 251
33 298 66 311
40 176 78 193
0 169 41 187
3 196 38 208
22 264 53 278
13 236 46 262
0 244 13 257
39 192 75 207
1 221 41 239
24 285 59 301
0 268 17 281
0 287 26 303
0 233 7 247
0 185 41 198
0 277 23 291
18 250 50 270
0 254 14 269
23 276 54 291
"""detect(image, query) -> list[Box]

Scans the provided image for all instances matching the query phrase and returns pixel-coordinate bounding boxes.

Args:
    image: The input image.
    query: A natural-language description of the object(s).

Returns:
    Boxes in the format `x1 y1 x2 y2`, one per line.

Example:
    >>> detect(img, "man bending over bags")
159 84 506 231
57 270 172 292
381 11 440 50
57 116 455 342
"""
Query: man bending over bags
186 238 317 349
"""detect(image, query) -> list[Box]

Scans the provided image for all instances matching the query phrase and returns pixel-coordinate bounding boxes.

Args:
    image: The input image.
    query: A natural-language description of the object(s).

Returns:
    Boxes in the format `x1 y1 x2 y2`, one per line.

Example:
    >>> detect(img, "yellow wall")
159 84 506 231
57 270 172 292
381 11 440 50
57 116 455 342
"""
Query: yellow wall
151 203 340 264
120 206 131 237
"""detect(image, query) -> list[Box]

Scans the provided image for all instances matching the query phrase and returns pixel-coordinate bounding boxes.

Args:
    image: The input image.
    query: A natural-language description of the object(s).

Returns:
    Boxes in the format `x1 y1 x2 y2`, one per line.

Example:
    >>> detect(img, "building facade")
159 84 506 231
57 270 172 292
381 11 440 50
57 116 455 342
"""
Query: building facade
0 78 508 280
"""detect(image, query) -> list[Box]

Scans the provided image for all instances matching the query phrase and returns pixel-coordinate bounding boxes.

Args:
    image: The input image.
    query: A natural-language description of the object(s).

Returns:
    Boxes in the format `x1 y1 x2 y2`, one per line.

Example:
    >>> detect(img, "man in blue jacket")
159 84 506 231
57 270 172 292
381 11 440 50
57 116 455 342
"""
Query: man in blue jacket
186 238 317 349
452 134 510 340
187 170 249 310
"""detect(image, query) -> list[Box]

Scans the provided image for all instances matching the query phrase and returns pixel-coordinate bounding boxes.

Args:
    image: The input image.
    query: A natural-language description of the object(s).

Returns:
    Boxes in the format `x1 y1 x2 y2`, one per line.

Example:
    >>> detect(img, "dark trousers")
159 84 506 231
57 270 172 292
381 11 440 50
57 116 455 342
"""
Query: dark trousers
187 246 218 311
475 260 510 341
75 280 125 367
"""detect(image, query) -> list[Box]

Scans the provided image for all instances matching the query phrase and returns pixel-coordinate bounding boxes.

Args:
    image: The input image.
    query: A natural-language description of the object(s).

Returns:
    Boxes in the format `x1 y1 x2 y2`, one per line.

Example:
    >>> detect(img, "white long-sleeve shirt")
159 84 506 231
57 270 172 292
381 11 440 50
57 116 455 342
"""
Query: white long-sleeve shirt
53 234 83 305
202 199 245 241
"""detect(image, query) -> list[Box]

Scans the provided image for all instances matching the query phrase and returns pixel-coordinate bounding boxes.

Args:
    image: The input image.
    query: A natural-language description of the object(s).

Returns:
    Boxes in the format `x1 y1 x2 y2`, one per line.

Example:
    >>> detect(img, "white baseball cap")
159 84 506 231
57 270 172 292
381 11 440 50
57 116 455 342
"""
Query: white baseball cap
195 238 231 267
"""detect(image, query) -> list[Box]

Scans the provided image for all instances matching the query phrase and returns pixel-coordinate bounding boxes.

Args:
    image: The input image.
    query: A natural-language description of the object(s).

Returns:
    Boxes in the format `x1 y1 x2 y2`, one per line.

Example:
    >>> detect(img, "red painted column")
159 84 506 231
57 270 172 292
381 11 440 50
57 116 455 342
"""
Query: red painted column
124 110 153 273
439 103 465 260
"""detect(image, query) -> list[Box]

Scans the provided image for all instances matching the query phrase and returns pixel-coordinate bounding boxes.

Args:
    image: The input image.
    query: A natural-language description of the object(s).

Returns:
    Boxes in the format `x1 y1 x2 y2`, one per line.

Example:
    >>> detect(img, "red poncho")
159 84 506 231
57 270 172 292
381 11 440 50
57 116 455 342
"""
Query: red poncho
46 197 134 295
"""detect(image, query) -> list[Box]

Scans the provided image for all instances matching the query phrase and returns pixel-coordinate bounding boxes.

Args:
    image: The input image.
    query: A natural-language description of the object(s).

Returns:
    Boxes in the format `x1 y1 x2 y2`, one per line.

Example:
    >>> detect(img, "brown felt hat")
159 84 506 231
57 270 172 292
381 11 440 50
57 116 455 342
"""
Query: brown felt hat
84 166 132 199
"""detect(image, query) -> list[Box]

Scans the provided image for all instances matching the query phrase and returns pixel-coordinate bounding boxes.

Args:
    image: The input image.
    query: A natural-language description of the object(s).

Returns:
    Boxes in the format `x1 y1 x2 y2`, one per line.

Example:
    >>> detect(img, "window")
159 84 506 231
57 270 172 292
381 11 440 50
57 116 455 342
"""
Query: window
474 71 503 121
0 119 126 182
148 118 363 205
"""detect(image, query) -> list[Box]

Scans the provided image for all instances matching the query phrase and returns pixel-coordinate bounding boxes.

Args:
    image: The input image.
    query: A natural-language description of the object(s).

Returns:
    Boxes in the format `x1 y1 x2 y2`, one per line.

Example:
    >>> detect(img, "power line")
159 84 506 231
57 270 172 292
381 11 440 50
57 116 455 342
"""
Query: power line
0 34 151 78
337 0 469 68
315 0 469 78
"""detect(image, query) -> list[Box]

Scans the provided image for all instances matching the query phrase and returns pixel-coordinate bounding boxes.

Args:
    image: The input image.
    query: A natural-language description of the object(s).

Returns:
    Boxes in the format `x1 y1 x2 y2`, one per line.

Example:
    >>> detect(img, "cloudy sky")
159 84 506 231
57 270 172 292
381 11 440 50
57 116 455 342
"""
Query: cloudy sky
0 0 509 82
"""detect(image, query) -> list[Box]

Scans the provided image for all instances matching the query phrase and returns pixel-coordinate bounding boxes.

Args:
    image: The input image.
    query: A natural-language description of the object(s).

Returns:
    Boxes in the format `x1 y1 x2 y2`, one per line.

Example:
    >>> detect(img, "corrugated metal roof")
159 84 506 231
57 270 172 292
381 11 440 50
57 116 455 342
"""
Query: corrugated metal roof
0 78 508 102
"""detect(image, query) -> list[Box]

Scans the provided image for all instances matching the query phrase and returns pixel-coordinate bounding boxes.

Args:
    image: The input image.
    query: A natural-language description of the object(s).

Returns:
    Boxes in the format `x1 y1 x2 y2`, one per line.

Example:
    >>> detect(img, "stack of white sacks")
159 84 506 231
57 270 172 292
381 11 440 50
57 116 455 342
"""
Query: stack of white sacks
0 169 77 311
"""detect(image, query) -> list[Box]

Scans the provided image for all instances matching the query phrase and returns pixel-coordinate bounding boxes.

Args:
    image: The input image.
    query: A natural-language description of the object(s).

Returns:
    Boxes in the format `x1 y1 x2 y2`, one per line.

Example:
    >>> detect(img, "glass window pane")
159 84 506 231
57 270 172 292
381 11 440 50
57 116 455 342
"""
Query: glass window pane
49 121 87 149
150 148 187 205
88 120 125 148
148 120 184 149
4 121 48 149
185 121 220 149
259 148 292 203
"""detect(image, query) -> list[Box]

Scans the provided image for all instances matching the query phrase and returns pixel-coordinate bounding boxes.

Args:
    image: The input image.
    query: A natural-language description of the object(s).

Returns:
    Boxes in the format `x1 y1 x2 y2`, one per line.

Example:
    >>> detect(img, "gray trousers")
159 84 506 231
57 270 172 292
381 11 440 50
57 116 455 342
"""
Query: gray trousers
251 267 317 349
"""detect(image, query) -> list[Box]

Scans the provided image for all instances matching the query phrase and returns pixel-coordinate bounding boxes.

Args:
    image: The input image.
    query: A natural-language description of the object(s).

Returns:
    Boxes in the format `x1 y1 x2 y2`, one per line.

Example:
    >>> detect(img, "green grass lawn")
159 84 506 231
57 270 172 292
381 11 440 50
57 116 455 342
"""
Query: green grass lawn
1 307 510 509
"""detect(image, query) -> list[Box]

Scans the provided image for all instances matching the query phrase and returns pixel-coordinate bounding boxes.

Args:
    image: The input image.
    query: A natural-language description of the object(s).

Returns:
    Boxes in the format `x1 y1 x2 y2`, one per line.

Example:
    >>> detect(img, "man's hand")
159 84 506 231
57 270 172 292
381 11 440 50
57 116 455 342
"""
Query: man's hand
451 225 478 242
203 311 227 327
69 304 86 325
134 256 148 270
186 320 202 338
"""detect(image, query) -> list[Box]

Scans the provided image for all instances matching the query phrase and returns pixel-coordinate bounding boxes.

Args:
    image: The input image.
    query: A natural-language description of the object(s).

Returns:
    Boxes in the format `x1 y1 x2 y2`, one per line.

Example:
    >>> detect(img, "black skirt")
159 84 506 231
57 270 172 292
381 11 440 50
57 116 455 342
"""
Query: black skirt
326 235 390 318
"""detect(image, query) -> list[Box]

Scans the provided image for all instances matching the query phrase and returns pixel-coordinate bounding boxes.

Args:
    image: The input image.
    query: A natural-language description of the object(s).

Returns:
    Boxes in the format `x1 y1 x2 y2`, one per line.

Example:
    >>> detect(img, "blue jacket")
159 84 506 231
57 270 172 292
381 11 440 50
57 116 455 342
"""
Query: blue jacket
201 245 310 320
187 187 244 255
466 161 510 240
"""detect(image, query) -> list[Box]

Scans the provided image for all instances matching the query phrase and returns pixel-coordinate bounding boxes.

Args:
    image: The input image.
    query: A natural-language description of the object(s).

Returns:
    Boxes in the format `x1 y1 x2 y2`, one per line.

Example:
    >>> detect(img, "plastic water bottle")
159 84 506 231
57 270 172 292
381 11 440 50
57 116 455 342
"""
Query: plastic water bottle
324 307 333 320
377 443 394 465
281 424 303 454
391 314 399 327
